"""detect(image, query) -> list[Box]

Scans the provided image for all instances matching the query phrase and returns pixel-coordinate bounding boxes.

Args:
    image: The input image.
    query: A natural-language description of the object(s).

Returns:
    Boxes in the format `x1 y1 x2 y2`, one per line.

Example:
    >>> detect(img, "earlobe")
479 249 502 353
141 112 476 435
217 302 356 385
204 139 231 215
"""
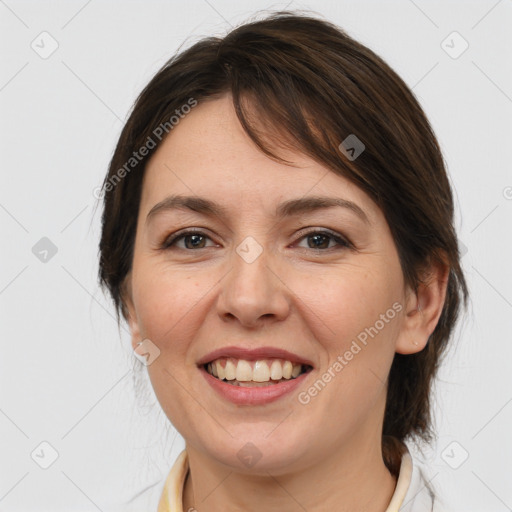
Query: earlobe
395 255 450 355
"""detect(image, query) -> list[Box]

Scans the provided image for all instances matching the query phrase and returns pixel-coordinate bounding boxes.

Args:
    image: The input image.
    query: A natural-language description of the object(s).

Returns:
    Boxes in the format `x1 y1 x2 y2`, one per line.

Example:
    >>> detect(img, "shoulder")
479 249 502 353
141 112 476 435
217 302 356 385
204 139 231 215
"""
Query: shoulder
157 449 189 512
399 451 449 512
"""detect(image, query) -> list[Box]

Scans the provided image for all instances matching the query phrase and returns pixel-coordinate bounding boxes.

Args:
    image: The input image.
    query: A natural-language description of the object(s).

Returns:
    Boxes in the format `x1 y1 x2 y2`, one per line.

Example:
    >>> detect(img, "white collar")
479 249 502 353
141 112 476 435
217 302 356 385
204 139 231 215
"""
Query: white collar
156 445 435 512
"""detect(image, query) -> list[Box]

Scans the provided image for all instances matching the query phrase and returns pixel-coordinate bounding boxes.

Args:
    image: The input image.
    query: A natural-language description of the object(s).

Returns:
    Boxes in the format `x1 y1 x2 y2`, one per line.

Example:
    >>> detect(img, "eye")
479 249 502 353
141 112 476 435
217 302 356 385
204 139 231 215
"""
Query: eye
295 230 351 250
162 230 216 250
161 228 352 251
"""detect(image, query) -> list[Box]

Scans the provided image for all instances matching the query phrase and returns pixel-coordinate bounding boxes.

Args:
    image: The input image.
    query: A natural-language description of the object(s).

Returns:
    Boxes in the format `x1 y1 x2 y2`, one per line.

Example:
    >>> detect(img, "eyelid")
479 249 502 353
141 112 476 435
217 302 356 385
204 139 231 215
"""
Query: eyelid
293 227 352 249
161 227 352 251
161 228 217 249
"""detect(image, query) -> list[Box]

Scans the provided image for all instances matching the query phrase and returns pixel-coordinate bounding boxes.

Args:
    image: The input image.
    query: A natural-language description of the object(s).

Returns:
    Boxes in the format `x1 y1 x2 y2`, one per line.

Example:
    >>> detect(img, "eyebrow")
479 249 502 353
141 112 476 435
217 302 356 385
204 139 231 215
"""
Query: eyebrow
146 194 370 225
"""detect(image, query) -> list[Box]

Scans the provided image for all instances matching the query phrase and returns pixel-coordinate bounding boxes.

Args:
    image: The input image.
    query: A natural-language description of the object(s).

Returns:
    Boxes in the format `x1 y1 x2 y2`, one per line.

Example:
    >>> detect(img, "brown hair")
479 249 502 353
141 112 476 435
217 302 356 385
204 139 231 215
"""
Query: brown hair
98 11 469 467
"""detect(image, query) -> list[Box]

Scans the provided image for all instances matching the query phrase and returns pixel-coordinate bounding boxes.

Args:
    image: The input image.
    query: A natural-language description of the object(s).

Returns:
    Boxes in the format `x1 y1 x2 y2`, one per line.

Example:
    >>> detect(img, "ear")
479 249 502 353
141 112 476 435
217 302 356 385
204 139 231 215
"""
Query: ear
121 274 143 352
395 254 450 355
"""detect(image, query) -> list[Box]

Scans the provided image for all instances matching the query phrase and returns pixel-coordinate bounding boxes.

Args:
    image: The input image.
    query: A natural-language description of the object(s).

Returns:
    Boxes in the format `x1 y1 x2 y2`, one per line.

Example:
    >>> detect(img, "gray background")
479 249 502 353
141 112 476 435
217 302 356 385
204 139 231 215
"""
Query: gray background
1 0 511 510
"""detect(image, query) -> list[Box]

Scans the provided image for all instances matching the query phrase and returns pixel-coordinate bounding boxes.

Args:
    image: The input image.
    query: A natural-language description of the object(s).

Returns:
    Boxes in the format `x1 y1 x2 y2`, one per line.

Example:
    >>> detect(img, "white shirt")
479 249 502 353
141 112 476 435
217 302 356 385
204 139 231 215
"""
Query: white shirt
155 443 445 511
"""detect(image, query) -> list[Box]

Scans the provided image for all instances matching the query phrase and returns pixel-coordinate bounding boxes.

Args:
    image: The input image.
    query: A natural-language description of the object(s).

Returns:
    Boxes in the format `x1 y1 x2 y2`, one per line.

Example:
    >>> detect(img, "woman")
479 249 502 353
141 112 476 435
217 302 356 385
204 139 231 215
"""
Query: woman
98 11 468 511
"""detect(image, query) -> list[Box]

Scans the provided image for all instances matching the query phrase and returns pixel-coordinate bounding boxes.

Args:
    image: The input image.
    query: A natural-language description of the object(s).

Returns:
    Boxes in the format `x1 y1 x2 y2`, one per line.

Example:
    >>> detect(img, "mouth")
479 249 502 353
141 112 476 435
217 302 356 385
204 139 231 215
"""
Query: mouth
197 347 315 405
202 358 314 387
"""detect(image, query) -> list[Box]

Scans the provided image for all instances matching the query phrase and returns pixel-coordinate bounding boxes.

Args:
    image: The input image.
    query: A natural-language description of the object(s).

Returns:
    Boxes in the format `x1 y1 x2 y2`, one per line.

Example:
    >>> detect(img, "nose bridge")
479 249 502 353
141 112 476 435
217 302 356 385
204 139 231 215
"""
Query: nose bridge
217 234 289 325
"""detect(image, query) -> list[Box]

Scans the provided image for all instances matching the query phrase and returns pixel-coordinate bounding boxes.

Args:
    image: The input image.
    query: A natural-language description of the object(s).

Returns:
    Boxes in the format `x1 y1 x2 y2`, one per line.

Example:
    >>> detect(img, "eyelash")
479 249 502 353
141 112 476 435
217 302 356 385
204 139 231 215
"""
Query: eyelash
161 228 352 251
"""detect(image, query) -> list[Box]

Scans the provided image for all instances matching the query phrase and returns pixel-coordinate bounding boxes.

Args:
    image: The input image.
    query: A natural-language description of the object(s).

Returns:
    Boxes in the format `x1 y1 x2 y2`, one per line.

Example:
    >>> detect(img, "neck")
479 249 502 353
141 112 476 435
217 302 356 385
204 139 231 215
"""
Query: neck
182 435 398 512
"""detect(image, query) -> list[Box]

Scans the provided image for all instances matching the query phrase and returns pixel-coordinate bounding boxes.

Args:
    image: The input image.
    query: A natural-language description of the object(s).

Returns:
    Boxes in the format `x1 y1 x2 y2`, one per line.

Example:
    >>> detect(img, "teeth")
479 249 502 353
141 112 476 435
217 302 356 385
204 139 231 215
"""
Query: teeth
253 361 270 382
227 380 280 387
224 360 236 381
206 358 305 383
282 361 293 379
291 363 301 378
270 360 282 380
216 361 225 380
235 360 253 381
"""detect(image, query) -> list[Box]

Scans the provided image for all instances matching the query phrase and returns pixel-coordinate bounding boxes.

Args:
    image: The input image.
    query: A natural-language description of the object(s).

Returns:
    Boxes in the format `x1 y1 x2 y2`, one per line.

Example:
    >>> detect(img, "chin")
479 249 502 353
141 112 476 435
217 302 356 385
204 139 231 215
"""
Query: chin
196 424 312 474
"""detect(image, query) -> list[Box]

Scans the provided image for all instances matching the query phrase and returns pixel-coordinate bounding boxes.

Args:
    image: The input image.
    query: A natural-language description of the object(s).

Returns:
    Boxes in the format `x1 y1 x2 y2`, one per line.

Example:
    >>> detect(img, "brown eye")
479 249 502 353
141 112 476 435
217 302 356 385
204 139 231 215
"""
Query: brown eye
182 234 207 249
162 230 215 250
307 233 330 249
296 230 350 250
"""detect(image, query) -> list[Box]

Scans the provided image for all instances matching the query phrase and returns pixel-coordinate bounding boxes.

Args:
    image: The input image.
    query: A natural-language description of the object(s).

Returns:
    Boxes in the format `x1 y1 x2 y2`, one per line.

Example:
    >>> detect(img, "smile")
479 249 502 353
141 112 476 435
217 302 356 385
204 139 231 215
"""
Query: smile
204 357 312 387
197 346 314 404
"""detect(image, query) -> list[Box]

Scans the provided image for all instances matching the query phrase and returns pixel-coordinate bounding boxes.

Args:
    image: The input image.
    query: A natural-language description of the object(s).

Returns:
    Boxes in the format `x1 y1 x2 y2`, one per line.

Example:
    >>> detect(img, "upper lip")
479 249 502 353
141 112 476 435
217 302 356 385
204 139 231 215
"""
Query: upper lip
197 346 314 367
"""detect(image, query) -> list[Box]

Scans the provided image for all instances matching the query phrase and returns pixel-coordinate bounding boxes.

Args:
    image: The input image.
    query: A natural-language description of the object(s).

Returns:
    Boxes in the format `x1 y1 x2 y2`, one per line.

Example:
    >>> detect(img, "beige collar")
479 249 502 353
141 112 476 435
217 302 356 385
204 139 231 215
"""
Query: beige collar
157 447 414 512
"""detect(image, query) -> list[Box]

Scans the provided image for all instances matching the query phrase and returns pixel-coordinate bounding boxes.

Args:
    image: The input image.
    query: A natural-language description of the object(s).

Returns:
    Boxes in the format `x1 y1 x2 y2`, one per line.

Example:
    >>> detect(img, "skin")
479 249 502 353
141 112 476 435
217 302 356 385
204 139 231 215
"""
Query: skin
123 93 449 512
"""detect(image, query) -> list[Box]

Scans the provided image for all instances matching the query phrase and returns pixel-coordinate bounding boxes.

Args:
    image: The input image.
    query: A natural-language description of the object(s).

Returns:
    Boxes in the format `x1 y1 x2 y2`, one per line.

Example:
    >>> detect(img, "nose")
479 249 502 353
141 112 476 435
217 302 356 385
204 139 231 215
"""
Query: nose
216 243 291 328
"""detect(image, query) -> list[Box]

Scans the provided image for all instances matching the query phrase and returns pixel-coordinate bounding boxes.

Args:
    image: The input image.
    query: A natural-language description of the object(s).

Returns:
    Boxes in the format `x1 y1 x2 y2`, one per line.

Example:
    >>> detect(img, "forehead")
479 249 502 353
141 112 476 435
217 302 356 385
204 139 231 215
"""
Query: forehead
141 95 381 223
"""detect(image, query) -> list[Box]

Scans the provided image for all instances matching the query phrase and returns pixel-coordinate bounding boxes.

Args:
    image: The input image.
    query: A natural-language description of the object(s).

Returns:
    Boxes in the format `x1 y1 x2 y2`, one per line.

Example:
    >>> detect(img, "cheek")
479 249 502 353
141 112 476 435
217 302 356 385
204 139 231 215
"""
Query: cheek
293 264 398 347
293 263 401 414
132 265 206 341
131 269 209 425
298 268 399 423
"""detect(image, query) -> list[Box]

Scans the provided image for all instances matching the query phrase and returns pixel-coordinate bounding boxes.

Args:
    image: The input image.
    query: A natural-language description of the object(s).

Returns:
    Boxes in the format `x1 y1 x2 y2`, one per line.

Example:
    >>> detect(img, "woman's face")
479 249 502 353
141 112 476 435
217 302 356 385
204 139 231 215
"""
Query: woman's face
124 94 422 474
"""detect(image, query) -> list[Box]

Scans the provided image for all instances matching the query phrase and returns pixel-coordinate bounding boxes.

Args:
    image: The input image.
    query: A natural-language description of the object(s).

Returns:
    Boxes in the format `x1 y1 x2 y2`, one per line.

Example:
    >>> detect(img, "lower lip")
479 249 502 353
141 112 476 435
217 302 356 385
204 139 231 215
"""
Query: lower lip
200 366 311 405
